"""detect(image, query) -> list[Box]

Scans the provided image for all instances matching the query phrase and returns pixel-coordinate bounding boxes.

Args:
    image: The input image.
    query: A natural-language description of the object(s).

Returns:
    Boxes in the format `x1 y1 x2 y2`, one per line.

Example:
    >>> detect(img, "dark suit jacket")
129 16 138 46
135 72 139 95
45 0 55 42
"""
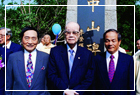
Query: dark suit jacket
0 47 12 95
6 50 50 95
47 45 95 95
92 51 134 95
9 42 23 53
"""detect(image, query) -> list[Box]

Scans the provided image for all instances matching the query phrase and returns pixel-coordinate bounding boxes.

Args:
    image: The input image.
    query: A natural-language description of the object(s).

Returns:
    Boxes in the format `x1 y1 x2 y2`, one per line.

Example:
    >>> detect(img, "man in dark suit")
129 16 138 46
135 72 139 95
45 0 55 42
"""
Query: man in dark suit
0 27 23 52
93 29 134 95
6 27 50 95
0 27 22 95
47 22 95 95
0 47 12 95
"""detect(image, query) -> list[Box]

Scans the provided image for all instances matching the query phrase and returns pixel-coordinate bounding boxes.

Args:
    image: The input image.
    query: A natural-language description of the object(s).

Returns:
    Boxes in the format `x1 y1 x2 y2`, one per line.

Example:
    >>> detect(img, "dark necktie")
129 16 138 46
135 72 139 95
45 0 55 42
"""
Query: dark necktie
26 54 33 88
108 55 115 83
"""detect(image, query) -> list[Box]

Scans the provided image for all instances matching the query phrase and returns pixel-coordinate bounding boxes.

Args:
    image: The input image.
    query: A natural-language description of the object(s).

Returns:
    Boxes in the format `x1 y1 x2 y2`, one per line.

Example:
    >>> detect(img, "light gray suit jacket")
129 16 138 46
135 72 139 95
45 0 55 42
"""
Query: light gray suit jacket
6 50 49 95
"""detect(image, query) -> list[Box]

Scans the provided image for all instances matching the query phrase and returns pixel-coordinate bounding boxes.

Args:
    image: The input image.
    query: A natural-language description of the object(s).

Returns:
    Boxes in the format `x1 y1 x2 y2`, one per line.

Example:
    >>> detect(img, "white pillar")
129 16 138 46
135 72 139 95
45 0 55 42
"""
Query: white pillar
105 0 117 31
66 0 117 30
66 0 78 24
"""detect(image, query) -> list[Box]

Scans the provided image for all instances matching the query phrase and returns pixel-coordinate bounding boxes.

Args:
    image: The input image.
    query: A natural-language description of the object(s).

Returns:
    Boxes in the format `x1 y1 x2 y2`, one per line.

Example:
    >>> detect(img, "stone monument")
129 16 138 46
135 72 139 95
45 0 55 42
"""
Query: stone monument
66 0 117 55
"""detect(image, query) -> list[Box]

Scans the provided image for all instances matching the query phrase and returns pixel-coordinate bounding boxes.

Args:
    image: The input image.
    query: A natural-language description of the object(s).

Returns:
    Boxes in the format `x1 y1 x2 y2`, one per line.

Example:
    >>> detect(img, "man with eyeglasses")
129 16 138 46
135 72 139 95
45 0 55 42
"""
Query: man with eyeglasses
6 27 50 95
0 46 12 95
0 27 23 52
47 22 95 95
0 27 22 95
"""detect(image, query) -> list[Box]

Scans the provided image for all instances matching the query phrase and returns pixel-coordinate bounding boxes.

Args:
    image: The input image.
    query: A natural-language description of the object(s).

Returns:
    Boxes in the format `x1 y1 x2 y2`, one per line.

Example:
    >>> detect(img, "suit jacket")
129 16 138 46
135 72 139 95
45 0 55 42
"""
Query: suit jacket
0 47 12 95
92 51 134 95
9 42 23 53
47 45 95 95
6 50 50 95
135 51 140 95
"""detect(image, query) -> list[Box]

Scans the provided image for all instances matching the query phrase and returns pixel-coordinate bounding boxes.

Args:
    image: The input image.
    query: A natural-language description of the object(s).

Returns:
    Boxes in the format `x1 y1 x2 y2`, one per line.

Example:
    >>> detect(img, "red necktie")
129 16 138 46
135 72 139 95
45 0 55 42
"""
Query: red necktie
108 55 115 83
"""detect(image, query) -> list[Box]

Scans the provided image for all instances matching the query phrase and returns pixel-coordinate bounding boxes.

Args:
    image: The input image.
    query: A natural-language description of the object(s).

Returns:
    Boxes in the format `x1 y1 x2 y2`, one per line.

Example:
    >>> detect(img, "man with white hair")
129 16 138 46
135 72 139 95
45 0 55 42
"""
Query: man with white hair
0 27 22 95
0 27 23 53
47 22 95 95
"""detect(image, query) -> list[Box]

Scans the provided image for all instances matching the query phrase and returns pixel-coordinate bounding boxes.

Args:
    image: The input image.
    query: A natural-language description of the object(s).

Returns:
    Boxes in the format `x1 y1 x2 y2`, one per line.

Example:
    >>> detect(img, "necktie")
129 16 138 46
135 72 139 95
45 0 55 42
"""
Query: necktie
26 54 33 88
108 55 115 83
69 50 74 76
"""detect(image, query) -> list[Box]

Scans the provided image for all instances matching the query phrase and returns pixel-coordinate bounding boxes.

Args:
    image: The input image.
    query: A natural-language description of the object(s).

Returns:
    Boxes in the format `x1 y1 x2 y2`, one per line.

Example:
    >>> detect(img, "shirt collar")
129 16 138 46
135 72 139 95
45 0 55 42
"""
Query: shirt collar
106 50 119 59
6 41 11 49
24 49 37 55
67 44 77 53
2 41 11 48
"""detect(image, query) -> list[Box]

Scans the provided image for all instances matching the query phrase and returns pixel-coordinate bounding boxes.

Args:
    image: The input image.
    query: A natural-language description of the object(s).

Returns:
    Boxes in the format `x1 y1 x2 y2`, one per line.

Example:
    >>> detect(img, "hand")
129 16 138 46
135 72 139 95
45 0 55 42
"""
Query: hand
64 89 79 95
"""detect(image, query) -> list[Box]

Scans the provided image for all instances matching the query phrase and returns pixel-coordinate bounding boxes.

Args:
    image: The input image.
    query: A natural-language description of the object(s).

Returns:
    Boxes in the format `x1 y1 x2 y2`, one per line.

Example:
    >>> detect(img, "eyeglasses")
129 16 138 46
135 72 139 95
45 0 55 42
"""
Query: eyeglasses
0 34 5 38
65 31 79 36
24 36 37 41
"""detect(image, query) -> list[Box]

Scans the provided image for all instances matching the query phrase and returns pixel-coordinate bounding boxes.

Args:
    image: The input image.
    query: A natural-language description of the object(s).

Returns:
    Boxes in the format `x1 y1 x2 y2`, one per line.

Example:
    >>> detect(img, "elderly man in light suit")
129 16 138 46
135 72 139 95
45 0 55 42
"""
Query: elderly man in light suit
6 27 49 95
135 51 140 95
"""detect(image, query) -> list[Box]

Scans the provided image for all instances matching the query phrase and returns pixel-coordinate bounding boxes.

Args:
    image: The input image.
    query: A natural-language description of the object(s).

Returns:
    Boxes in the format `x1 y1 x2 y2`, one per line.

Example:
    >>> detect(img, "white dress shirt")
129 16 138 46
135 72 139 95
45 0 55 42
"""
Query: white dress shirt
6 41 11 49
24 49 37 72
106 51 119 72
2 40 11 49
119 47 126 54
36 42 44 50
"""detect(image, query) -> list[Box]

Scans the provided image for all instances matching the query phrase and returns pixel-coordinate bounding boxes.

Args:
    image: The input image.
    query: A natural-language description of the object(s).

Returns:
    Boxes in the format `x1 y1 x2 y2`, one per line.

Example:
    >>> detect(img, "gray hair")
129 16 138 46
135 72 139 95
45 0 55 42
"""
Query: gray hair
0 27 12 37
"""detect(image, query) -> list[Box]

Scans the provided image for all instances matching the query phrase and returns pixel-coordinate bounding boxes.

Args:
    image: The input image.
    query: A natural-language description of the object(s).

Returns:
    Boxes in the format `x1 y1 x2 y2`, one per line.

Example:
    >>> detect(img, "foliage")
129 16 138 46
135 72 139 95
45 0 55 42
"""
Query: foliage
117 0 138 5
117 6 134 51
1 0 139 50
0 5 5 28
135 5 140 41
4 0 67 44
117 0 138 52
35 0 67 5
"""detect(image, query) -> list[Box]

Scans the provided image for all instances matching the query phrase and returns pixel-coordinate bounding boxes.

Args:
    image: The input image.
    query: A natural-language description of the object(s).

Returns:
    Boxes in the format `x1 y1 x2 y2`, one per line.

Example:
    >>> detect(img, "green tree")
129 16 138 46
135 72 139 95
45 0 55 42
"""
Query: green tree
5 0 67 44
117 0 138 52
0 4 5 27
135 5 140 41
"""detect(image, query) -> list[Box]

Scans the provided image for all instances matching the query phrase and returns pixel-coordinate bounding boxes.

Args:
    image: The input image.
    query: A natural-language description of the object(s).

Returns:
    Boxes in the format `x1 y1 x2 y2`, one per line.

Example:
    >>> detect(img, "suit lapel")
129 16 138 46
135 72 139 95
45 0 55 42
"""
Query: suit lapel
61 45 69 78
111 52 125 86
17 51 28 89
31 50 43 89
70 46 82 76
98 52 110 87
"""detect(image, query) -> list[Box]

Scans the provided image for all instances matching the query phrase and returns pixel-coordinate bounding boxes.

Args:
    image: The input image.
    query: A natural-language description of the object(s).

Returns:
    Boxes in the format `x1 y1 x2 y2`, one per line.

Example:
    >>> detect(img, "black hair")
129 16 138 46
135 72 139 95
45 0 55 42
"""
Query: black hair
103 29 121 41
20 26 39 39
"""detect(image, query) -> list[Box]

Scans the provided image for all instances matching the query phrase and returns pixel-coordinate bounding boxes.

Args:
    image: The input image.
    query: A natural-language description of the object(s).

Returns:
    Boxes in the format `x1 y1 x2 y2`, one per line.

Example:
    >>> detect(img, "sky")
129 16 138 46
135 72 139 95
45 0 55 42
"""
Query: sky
1 0 35 9
2 0 139 6
136 1 140 5
2 0 35 5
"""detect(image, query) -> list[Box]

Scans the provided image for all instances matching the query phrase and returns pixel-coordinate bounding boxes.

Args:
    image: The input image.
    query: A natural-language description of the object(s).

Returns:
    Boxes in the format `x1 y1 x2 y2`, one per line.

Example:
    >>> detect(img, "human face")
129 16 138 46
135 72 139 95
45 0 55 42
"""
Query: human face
136 40 140 50
104 31 121 54
44 35 51 45
22 30 38 53
65 22 80 48
0 29 5 45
